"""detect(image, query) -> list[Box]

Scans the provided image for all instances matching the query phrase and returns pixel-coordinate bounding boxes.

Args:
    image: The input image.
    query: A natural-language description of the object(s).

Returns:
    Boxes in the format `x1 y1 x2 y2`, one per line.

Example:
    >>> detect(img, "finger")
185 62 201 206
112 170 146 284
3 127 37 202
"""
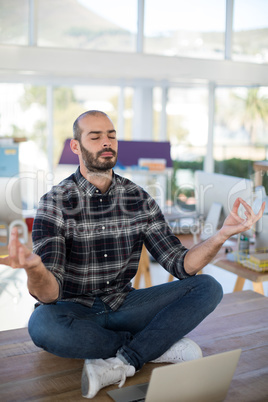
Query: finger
231 198 241 214
18 246 26 267
10 226 19 241
259 201 266 215
8 227 28 266
246 200 265 219
241 202 265 229
8 227 20 257
253 201 266 222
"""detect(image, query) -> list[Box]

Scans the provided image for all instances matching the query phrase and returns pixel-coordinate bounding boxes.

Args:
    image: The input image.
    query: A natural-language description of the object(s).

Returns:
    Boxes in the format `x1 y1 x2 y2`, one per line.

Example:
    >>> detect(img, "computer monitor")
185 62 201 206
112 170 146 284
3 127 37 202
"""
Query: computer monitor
194 171 254 239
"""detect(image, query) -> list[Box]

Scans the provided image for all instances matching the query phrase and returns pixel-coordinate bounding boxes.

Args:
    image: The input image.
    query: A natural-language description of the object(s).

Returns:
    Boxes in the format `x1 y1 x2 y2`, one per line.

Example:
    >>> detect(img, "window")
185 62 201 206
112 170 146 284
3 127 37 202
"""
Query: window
52 84 120 163
0 83 48 210
214 87 268 191
0 0 29 45
37 0 137 51
233 0 268 63
166 87 208 208
167 87 208 160
144 0 225 59
122 87 134 141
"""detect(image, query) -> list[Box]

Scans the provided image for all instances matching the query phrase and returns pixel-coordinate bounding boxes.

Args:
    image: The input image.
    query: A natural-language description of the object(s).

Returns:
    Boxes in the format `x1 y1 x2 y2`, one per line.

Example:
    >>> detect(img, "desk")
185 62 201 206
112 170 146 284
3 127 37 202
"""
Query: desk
0 291 267 401
167 235 268 295
213 255 268 295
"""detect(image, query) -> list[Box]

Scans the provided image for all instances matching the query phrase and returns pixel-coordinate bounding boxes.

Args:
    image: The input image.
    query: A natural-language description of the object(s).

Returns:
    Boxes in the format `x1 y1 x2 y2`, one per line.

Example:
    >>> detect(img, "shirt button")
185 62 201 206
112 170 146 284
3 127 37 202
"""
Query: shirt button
104 254 108 258
107 281 110 284
96 190 99 193
102 226 105 230
100 199 103 202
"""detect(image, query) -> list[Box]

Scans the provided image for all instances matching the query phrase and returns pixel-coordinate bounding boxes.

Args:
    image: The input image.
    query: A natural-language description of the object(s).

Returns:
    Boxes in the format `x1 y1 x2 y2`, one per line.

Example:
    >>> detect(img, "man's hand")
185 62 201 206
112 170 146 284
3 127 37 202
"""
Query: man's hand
0 227 59 303
184 197 265 275
219 197 266 242
0 227 41 271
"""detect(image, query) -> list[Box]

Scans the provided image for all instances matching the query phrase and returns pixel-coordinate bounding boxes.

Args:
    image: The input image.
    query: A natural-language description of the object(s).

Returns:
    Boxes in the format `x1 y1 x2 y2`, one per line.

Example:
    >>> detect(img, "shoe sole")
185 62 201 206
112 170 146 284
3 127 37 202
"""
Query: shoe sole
81 365 89 397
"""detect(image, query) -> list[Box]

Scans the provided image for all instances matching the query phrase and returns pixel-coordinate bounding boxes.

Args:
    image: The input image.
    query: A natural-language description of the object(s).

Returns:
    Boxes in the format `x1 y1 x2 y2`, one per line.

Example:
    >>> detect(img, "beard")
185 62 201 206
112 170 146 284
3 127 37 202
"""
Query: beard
79 142 117 173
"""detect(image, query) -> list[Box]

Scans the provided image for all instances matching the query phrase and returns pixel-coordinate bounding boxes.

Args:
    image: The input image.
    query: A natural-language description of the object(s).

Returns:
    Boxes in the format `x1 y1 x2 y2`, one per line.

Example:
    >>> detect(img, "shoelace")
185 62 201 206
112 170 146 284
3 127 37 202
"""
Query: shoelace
113 364 128 388
99 363 128 389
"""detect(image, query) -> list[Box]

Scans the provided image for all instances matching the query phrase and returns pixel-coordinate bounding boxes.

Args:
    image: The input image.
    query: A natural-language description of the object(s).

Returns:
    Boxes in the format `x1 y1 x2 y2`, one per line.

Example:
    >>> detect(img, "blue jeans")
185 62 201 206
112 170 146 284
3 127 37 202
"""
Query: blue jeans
28 274 223 370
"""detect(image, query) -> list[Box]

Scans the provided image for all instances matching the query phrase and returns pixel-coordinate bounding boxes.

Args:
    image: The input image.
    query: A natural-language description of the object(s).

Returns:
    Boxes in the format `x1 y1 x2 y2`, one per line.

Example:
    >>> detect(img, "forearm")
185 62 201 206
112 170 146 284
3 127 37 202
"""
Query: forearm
184 197 266 275
26 261 59 304
184 229 227 275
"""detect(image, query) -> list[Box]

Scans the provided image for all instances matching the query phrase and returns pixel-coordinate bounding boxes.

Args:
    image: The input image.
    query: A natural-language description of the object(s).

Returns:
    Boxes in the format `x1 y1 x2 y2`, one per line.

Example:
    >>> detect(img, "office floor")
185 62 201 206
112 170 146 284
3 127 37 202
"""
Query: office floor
1 290 268 402
0 260 267 332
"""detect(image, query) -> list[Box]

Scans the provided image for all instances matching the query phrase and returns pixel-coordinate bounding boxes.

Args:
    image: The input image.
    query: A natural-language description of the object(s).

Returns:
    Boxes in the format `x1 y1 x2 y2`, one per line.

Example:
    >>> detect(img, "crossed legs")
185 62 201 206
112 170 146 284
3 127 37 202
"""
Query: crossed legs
28 274 223 370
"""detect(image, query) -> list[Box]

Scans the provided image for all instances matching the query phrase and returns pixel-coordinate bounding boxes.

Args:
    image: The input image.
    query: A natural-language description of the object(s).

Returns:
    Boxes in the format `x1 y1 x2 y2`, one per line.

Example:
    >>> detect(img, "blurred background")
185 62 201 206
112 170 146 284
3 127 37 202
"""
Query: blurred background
0 0 268 330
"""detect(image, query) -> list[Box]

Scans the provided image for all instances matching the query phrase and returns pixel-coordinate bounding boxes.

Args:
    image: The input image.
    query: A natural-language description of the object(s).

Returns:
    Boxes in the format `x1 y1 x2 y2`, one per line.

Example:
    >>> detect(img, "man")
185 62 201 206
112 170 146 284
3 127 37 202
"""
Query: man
1 110 265 399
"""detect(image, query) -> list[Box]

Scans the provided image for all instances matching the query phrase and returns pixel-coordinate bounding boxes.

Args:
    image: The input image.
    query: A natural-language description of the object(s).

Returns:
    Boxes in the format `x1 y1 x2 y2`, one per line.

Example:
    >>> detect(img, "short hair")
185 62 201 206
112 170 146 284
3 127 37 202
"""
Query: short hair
73 110 109 142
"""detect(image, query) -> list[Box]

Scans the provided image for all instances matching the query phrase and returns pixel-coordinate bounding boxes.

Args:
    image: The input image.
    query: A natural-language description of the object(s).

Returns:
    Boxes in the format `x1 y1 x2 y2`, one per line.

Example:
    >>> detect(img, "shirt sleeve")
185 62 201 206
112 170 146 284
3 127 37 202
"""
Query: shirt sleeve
32 191 66 299
143 195 193 279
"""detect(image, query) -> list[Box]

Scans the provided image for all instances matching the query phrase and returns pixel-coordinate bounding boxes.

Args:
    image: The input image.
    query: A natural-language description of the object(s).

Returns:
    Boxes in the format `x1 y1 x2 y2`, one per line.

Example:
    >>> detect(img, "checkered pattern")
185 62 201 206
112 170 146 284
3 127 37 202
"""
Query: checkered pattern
32 168 190 310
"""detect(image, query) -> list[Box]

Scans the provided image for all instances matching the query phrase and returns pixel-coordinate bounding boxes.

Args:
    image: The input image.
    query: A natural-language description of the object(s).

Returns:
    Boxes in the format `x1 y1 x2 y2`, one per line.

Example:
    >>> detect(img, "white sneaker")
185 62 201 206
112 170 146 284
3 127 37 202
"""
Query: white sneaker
81 357 135 399
150 337 202 364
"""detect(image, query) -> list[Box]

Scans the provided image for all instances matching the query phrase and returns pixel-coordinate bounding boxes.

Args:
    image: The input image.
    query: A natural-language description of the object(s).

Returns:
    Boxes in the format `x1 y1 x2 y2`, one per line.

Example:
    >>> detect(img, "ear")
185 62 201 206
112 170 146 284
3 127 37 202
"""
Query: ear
70 139 80 155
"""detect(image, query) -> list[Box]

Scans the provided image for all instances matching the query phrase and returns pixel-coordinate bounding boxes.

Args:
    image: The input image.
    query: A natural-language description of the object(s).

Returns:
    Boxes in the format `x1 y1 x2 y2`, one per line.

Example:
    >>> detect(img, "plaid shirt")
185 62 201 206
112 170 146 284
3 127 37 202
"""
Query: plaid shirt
32 167 190 310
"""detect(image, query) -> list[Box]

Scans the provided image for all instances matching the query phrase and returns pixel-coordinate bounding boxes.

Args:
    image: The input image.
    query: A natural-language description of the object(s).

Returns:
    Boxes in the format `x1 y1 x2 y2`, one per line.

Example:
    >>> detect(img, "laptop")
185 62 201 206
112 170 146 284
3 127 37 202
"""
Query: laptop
107 349 241 402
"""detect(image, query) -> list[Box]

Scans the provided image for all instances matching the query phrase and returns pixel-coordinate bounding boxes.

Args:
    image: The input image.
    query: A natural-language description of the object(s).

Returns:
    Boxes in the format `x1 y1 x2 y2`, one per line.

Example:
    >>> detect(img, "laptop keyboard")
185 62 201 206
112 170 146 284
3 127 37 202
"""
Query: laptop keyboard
129 384 148 401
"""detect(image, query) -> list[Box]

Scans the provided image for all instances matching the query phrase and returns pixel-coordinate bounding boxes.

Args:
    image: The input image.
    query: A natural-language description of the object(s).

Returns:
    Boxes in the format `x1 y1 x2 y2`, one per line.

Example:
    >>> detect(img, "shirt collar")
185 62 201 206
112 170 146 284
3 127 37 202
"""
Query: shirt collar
74 167 120 197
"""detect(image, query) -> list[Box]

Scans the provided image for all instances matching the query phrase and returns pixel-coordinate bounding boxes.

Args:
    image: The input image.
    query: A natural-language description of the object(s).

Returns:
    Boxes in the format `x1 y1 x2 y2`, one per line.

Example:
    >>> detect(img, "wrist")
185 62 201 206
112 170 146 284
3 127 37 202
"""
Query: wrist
214 228 229 245
25 257 43 274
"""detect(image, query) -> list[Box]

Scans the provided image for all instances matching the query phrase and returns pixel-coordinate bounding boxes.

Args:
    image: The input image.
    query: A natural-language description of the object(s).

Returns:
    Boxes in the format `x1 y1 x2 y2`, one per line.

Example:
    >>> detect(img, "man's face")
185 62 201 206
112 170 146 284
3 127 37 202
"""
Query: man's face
77 114 118 173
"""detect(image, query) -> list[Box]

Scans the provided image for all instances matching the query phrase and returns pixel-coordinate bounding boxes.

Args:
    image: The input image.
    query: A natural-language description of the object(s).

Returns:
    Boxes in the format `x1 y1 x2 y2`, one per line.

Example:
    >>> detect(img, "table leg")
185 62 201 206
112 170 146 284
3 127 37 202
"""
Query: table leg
134 245 152 289
133 267 142 288
233 277 245 292
233 276 265 295
252 282 264 295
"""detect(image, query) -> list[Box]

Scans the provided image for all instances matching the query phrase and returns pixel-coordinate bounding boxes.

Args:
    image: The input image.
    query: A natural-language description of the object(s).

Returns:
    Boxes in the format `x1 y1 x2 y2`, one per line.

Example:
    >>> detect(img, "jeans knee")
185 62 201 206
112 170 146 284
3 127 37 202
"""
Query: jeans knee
200 274 223 305
28 305 52 349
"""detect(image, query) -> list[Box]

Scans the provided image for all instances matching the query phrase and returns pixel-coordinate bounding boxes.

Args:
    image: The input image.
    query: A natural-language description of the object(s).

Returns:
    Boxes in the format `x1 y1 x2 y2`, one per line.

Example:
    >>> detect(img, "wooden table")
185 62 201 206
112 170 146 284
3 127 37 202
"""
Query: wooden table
168 235 268 295
213 255 268 295
0 291 267 401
